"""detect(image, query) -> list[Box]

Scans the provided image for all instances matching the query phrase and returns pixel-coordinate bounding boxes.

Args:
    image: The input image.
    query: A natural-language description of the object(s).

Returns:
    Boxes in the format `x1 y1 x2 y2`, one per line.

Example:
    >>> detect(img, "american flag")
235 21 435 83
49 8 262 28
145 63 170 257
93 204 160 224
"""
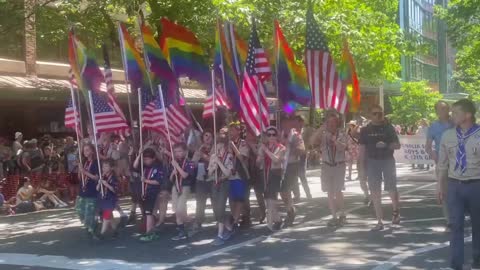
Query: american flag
103 46 128 122
239 20 270 136
141 89 190 144
305 8 347 113
203 80 231 119
64 95 79 130
91 90 130 134
65 68 82 137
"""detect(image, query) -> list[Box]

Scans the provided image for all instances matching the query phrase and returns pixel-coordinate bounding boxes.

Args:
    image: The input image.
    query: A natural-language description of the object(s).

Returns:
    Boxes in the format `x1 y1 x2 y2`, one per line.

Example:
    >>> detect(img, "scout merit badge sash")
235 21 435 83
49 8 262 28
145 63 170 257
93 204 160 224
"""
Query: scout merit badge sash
326 131 338 165
174 159 187 193
82 160 92 191
264 143 280 190
455 124 480 175
281 129 295 185
231 139 250 180
142 167 155 200
101 173 113 199
215 149 229 186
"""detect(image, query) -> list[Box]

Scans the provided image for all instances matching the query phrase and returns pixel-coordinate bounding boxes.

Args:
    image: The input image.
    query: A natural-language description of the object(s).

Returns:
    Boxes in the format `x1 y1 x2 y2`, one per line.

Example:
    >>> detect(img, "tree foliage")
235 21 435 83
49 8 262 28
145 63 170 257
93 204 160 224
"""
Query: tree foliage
437 0 480 98
0 0 409 85
388 81 442 129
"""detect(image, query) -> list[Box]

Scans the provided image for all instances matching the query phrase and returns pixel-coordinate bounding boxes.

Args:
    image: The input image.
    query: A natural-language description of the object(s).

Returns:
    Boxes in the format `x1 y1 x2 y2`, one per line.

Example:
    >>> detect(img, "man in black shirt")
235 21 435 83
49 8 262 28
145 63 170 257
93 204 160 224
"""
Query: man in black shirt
359 105 401 231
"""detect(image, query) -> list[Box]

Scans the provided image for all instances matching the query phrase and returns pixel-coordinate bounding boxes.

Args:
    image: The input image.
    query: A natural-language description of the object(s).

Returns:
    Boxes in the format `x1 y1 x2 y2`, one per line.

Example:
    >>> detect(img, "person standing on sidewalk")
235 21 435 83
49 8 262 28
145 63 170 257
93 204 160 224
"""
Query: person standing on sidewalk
438 99 480 270
425 100 453 232
358 105 401 231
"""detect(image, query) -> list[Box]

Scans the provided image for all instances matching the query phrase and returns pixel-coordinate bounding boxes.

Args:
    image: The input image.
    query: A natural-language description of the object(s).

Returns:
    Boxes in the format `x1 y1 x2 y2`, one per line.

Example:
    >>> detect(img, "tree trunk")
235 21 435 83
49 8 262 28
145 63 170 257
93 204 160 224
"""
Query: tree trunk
24 0 37 77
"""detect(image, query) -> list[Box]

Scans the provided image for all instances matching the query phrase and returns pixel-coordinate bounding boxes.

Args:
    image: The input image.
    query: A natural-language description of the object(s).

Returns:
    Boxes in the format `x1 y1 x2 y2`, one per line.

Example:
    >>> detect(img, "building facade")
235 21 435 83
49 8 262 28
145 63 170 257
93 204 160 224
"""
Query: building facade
399 0 456 93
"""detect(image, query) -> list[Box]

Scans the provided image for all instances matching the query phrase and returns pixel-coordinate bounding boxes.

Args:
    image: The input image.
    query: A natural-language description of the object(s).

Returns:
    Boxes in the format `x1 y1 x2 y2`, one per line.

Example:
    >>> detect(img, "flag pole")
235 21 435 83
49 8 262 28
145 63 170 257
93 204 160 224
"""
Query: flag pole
158 84 180 192
137 89 145 198
274 21 281 130
211 69 218 185
69 84 86 188
117 22 137 147
217 20 228 115
86 90 105 198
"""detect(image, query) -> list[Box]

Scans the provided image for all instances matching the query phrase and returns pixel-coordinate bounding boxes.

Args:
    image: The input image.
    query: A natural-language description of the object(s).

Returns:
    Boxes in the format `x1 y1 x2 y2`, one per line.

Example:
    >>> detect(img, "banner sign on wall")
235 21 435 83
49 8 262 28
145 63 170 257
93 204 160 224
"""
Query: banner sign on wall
394 135 435 165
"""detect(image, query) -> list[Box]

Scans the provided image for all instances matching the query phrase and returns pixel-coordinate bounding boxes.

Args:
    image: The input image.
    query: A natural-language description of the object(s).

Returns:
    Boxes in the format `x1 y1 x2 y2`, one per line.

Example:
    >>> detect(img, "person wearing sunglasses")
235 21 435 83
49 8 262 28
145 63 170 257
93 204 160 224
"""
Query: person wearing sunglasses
257 127 286 231
359 104 401 231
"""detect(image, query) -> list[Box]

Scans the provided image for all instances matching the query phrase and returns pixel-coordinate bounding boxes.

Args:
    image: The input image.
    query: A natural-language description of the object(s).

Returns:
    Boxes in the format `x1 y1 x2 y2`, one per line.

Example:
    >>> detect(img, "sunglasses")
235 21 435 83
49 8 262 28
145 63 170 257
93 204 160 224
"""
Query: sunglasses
266 133 277 137
372 112 383 116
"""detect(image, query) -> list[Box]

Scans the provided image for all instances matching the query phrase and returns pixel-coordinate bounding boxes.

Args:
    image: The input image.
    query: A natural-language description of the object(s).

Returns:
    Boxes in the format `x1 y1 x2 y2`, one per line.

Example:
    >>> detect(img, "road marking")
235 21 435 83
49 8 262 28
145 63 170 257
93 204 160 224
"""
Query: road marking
0 253 174 270
0 177 436 269
371 236 472 270
170 181 437 267
400 217 445 224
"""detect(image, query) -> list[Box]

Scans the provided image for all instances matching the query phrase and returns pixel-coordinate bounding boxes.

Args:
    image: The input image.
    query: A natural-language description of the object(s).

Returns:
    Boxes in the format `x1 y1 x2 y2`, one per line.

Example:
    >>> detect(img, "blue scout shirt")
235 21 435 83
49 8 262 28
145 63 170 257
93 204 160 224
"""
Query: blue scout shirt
143 165 166 196
79 160 99 198
97 173 118 210
171 158 196 187
427 120 454 154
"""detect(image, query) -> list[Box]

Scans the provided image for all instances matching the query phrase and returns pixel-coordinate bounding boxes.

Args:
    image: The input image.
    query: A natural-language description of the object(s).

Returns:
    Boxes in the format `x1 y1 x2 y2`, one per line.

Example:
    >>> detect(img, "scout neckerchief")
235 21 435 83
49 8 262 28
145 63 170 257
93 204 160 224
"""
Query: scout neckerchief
142 167 155 200
101 172 113 199
174 158 187 193
82 160 92 191
455 124 480 175
264 142 280 190
326 130 338 165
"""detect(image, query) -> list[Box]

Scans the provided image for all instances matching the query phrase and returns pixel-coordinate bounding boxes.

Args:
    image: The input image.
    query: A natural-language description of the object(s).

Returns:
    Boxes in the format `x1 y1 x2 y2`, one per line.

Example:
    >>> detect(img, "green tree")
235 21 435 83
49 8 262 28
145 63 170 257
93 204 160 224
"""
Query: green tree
0 0 410 84
437 0 480 98
388 81 442 129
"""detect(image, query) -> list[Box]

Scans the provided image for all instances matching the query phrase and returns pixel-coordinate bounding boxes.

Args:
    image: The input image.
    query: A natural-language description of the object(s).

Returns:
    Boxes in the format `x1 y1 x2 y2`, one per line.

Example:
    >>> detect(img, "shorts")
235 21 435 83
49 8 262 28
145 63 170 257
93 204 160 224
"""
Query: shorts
141 193 157 215
366 158 397 192
229 179 247 202
212 181 229 223
264 169 282 200
321 163 346 193
115 159 130 177
102 210 113 220
172 186 191 214
68 173 79 185
129 180 142 203
281 163 299 193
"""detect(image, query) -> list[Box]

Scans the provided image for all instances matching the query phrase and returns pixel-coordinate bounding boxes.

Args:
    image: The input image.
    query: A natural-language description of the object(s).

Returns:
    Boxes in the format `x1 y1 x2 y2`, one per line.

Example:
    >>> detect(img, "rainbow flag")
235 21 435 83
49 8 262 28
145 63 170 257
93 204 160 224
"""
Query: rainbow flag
159 18 210 89
339 39 361 112
274 20 311 114
223 22 247 81
214 20 241 111
118 23 147 91
141 22 178 97
68 31 104 95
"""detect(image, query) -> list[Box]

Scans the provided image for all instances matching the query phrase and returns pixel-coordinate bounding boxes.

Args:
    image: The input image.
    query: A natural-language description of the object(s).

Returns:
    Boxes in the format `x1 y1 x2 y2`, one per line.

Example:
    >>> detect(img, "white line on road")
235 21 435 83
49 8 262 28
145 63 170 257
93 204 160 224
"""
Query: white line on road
0 180 436 269
169 181 437 267
371 236 472 270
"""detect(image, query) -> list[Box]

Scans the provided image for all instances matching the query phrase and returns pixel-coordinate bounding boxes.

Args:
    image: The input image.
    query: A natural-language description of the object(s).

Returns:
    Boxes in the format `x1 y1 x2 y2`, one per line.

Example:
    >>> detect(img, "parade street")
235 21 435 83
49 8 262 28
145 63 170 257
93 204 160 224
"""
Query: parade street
0 164 467 270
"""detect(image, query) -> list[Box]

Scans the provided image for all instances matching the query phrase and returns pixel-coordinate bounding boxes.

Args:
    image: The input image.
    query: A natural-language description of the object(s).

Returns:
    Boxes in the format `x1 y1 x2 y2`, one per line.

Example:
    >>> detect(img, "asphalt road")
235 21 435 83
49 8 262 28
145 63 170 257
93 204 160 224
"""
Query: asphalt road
0 165 468 270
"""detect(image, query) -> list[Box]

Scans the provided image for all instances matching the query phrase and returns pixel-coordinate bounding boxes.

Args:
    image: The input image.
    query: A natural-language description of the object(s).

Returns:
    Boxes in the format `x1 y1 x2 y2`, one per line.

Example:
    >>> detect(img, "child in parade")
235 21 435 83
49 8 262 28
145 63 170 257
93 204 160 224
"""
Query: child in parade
96 158 119 239
208 139 235 245
191 130 214 234
134 148 165 242
76 143 100 239
169 142 196 241
244 130 266 225
227 122 250 228
257 127 286 231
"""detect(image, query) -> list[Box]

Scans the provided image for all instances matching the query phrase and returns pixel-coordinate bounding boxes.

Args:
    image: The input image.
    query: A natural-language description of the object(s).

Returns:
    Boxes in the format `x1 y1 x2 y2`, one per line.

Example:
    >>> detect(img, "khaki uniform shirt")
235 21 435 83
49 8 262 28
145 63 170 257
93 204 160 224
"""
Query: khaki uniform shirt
282 129 305 164
318 130 348 164
438 127 480 181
